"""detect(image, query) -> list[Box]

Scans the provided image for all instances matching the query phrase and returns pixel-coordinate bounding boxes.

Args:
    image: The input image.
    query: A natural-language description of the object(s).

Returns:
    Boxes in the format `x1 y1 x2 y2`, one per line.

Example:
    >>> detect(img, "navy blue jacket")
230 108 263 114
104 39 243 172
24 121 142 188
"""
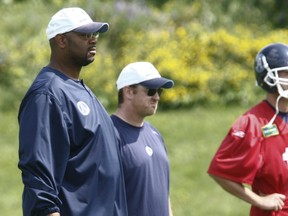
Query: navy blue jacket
18 67 127 216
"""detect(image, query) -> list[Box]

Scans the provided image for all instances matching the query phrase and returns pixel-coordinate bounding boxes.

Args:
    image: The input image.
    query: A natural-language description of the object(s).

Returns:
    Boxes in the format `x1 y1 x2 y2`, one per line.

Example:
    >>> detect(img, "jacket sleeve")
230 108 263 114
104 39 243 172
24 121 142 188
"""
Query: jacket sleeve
18 93 70 216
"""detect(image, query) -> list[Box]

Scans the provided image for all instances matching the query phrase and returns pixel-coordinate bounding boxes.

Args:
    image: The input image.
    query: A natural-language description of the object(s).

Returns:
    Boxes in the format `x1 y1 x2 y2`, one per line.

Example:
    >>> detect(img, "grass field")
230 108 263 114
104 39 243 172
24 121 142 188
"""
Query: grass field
1 105 253 215
148 106 251 216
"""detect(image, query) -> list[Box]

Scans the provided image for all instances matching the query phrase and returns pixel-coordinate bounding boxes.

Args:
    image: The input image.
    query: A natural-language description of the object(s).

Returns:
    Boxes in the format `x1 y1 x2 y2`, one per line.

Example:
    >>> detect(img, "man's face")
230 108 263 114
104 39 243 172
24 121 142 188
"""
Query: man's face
64 31 99 66
278 70 288 91
130 85 161 117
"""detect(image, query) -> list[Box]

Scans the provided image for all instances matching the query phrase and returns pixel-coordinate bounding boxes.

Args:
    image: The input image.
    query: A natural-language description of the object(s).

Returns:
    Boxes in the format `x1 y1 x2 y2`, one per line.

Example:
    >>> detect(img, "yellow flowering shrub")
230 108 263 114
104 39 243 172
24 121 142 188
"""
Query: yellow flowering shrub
98 25 288 108
3 2 288 110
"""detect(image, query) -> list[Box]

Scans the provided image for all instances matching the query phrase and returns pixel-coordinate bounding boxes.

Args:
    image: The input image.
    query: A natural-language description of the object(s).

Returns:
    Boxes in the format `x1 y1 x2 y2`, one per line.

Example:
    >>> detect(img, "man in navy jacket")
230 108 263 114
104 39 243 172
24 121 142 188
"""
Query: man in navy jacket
18 7 127 216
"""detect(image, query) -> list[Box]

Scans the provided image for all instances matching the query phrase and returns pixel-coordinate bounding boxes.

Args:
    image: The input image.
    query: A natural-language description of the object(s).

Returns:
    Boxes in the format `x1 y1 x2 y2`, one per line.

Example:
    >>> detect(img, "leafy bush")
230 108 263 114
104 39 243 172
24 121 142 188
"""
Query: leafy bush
84 24 288 108
1 1 288 110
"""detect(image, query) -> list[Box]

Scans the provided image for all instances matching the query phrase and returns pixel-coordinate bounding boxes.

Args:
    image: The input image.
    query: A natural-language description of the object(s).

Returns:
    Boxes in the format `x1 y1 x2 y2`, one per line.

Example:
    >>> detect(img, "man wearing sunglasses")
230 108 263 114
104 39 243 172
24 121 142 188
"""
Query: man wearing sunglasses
18 7 127 216
111 62 174 216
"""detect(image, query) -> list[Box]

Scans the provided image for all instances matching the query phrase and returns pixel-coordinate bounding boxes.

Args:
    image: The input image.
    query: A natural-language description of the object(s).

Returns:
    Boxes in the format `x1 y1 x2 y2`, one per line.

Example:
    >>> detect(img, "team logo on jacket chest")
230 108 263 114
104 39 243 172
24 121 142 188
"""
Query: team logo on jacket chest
77 101 90 116
145 146 153 156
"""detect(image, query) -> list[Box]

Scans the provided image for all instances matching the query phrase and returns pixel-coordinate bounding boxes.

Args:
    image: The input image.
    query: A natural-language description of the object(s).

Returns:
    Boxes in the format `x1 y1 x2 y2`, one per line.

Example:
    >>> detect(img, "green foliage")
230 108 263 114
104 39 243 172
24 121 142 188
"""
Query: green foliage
0 2 51 110
1 0 288 111
91 24 288 108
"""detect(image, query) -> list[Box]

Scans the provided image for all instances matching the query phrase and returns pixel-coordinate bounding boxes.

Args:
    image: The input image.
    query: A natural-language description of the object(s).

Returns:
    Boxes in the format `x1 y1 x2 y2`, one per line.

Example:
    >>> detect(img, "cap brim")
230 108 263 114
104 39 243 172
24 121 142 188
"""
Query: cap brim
73 22 109 33
140 78 174 89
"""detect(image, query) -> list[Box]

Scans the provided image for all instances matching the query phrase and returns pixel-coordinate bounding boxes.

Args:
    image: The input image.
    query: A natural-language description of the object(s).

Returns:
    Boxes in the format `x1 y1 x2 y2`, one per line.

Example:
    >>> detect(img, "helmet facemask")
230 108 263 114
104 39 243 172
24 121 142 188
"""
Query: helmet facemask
262 55 288 99
254 43 288 127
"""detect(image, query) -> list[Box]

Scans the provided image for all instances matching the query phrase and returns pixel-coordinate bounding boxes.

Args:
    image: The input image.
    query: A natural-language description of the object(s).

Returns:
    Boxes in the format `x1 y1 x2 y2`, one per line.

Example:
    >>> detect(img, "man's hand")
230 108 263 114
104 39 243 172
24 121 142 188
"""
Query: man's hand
257 193 286 211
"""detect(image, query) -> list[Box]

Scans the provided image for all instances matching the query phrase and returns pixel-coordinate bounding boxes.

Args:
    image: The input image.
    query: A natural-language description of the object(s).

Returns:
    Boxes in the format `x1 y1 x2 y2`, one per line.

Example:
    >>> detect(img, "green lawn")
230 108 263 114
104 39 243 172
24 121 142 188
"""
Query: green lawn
1 106 252 215
147 106 250 216
0 111 22 215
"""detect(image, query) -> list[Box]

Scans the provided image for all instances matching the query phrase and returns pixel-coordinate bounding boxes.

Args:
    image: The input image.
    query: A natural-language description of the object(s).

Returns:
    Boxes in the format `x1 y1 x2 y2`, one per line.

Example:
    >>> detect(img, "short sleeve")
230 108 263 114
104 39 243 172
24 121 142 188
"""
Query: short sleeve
208 115 263 185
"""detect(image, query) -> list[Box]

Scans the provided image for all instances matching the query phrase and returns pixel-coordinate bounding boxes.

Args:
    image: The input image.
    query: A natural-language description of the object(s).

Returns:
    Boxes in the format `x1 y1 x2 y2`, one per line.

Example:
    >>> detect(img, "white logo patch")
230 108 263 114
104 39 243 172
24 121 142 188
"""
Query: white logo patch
152 130 159 135
231 130 245 138
283 147 288 164
77 101 90 116
145 146 153 156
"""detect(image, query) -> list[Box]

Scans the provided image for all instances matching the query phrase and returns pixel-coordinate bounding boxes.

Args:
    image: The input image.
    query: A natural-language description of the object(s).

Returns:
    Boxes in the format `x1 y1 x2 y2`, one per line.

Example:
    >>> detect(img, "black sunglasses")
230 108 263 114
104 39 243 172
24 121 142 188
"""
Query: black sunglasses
147 88 163 96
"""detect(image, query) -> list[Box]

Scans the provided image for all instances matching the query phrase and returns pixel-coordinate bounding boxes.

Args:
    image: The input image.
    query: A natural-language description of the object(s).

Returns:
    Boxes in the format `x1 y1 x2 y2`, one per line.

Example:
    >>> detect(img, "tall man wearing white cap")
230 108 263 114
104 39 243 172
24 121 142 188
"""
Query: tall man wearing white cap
111 62 174 216
18 7 128 216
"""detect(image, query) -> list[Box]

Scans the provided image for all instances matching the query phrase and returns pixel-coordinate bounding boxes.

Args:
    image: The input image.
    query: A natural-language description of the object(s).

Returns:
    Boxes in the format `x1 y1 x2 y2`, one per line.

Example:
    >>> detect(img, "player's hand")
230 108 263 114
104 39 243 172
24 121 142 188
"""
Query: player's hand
257 193 286 211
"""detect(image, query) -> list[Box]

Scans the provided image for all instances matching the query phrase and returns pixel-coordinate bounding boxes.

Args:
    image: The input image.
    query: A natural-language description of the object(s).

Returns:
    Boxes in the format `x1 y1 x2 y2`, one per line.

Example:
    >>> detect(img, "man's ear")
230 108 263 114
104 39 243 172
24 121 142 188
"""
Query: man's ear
54 34 67 48
124 86 135 100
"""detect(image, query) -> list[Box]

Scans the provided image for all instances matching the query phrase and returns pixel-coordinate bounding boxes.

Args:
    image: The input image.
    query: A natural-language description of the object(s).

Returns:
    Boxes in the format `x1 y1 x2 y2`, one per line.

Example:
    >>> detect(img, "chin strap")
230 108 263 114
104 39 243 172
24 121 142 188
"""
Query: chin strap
267 95 282 126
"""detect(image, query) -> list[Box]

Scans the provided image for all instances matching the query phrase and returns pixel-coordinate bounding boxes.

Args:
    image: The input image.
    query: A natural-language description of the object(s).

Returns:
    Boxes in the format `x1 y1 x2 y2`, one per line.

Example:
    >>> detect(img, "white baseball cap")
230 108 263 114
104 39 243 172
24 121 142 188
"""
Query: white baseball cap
116 62 174 90
46 7 109 40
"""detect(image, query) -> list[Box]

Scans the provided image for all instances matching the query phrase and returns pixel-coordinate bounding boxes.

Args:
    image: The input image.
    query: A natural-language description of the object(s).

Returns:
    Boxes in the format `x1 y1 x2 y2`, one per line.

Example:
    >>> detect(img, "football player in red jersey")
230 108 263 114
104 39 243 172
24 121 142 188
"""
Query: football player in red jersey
208 43 288 215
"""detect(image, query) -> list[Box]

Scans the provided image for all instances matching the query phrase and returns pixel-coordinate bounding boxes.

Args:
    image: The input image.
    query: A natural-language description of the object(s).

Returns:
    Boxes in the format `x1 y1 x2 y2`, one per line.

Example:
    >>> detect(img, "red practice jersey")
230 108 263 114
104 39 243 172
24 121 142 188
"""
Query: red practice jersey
208 100 288 216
